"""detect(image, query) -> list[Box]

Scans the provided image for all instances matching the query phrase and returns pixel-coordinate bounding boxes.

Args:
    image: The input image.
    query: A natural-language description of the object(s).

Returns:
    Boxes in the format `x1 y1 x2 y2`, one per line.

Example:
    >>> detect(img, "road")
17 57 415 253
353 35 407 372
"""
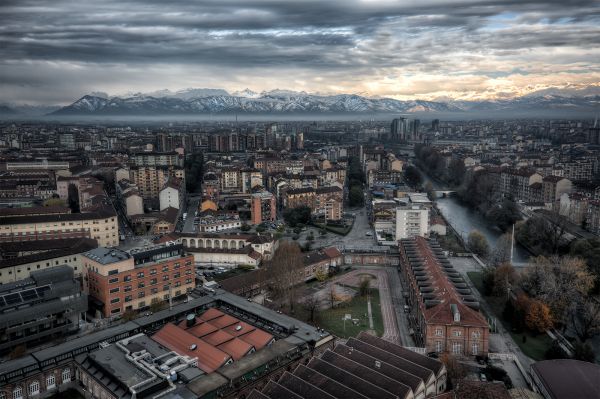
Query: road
304 206 384 252
180 195 201 233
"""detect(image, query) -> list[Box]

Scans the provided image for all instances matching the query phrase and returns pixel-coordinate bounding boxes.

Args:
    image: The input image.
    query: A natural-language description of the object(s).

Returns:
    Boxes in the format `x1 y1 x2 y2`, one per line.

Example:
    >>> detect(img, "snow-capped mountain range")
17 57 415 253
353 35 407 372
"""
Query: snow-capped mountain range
1 87 599 117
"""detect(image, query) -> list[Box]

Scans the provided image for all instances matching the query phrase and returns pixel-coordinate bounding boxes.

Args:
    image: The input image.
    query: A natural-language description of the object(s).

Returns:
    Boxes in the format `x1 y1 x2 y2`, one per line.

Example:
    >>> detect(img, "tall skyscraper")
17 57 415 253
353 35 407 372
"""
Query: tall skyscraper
432 119 440 132
391 117 408 141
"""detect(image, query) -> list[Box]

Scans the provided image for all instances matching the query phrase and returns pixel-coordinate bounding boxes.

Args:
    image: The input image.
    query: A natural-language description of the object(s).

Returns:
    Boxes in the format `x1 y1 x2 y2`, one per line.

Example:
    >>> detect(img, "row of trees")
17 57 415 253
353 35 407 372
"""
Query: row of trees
414 144 466 187
347 156 365 207
184 151 204 193
481 255 600 346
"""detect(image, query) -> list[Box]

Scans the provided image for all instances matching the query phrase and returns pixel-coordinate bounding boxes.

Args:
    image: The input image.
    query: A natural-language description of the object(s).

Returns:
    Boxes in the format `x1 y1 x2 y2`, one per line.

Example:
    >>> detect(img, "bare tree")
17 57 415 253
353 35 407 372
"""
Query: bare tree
301 295 321 323
572 298 600 341
267 241 305 311
521 256 594 328
490 233 512 266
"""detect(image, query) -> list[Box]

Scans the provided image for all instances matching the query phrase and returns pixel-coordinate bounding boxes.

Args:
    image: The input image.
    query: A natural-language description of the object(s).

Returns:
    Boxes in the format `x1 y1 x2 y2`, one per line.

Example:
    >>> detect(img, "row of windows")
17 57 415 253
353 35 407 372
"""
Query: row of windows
434 328 481 339
106 266 190 284
2 369 71 399
434 341 481 355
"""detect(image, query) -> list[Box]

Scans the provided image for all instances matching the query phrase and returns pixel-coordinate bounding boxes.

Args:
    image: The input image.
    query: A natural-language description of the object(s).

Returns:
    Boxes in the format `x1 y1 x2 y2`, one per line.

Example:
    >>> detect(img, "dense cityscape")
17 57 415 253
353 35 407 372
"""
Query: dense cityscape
2 0 600 398
0 117 597 398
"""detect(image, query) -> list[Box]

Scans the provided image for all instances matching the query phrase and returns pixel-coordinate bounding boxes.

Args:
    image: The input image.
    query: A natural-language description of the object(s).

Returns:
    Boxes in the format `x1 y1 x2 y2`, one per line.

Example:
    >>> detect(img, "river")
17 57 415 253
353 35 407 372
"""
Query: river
435 196 530 265
416 166 530 265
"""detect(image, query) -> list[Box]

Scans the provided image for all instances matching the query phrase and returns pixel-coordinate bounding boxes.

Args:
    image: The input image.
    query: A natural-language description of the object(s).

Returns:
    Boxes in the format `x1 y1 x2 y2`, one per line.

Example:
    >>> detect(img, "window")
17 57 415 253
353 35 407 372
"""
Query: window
110 298 120 304
137 272 144 278
28 381 40 396
47 374 56 389
162 266 169 272
124 285 132 292
150 269 157 275
436 341 443 353
435 328 443 336
453 330 462 337
108 269 118 275
138 291 145 298
150 278 157 285
124 275 132 282
163 275 169 281
452 342 462 355
109 287 120 294
138 282 145 288
472 331 481 339
62 368 71 383
0 392 5 399
12 386 22 399
163 284 170 291
472 342 479 355
108 277 118 284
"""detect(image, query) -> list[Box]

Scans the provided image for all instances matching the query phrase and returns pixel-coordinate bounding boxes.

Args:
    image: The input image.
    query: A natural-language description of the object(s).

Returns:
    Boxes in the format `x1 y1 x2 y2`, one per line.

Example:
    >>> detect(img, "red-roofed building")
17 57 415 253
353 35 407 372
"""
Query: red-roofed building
222 321 256 337
239 329 275 350
187 321 219 338
202 329 235 346
152 323 232 373
400 237 489 356
199 307 225 322
218 338 256 360
211 314 240 329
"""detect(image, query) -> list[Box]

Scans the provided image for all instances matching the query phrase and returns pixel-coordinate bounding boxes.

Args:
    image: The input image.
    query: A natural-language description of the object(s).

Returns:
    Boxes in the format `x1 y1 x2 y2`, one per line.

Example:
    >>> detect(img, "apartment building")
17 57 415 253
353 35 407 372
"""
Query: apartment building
115 179 144 217
83 244 195 317
159 177 185 211
0 238 97 284
130 151 183 168
396 204 430 240
0 207 119 247
400 237 489 356
130 165 185 200
250 191 276 225
542 175 572 204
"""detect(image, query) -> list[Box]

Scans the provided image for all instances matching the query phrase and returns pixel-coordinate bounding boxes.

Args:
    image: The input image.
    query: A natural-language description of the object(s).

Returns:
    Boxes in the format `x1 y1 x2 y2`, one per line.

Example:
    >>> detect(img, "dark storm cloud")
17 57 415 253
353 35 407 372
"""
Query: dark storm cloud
0 0 599 103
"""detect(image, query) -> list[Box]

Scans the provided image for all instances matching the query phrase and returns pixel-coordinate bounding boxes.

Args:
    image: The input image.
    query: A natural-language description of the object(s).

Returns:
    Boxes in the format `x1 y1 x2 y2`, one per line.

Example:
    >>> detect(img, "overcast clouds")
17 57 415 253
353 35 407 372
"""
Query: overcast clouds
1 0 599 104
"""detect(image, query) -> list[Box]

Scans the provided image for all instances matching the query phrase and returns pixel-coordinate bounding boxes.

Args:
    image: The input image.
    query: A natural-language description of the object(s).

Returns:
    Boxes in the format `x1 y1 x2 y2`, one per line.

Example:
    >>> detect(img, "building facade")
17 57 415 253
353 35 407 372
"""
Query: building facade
83 244 194 317
400 237 489 356
0 266 87 353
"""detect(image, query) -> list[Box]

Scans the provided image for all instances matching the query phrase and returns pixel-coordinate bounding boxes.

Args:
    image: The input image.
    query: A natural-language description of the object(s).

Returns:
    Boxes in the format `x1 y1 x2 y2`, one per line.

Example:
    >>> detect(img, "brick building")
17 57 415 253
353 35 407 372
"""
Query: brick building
83 244 194 317
250 191 276 225
400 237 489 356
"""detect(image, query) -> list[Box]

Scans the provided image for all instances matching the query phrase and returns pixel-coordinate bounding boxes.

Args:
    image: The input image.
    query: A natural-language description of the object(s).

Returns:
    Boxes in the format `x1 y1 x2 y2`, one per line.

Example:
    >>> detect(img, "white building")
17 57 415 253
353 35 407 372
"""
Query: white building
159 178 184 211
396 204 429 239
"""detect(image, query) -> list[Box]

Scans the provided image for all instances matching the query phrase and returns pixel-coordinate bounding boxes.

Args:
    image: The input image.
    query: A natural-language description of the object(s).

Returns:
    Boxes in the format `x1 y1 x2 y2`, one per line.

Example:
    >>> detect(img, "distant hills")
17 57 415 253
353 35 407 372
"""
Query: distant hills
2 87 599 118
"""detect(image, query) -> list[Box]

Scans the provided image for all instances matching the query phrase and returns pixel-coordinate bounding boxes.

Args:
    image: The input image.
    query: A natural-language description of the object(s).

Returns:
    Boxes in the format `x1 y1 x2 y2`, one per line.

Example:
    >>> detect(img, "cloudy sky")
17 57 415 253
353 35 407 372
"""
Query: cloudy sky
1 0 599 105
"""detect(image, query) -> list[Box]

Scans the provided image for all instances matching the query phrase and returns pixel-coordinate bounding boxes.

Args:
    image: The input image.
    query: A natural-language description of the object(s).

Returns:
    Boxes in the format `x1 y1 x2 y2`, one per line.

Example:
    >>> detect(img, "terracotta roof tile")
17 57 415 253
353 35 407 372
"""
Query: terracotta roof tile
239 329 275 350
217 338 254 360
151 323 231 373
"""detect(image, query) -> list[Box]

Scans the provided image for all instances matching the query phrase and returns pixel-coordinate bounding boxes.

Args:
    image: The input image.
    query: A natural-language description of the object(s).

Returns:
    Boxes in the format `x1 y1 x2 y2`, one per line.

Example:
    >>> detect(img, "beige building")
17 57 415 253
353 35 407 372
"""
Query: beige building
0 208 119 247
130 166 184 200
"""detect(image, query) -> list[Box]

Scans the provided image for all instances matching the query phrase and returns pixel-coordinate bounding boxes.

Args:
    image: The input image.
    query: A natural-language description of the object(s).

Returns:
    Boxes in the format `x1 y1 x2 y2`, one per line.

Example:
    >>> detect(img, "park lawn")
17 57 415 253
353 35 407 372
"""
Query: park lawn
467 271 551 361
318 289 384 339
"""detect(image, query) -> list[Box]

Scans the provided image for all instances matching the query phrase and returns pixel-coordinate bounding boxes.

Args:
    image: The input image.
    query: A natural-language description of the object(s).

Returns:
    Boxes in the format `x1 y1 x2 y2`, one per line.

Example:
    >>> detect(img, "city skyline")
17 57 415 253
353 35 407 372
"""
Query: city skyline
1 0 599 105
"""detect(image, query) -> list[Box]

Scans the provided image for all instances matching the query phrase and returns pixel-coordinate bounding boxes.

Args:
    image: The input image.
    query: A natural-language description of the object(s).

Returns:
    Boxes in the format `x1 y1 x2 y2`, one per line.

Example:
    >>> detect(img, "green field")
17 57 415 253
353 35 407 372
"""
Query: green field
317 289 384 338
467 271 552 361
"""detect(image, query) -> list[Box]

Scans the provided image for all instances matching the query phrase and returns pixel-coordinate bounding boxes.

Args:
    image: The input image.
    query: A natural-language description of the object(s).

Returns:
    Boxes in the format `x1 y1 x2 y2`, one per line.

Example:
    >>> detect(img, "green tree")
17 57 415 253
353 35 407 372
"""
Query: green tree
468 230 490 258
359 277 371 297
403 165 422 188
447 158 466 186
349 186 364 207
283 206 312 227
